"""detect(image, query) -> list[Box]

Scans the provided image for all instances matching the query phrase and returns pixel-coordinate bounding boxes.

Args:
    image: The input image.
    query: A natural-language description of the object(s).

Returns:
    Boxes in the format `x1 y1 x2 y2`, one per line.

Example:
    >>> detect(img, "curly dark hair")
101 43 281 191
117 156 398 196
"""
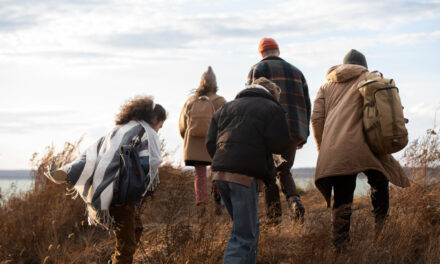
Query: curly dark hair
115 96 167 126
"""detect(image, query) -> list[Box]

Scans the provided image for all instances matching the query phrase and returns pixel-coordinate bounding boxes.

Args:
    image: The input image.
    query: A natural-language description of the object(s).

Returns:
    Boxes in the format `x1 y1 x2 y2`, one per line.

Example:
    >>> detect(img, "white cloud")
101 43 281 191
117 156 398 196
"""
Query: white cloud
407 103 440 118
0 0 439 64
382 30 440 45
0 109 98 134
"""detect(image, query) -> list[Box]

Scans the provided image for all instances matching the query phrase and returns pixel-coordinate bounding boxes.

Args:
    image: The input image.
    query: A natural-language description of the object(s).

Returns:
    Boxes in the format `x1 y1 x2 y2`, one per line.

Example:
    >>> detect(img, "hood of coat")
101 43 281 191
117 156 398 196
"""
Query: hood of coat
326 64 368 83
235 87 279 105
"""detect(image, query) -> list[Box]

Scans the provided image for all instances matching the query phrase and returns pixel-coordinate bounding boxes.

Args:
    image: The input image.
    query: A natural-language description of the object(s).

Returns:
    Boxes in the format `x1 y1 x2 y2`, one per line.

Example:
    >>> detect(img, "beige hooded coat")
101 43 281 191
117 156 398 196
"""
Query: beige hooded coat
179 66 226 165
311 64 410 206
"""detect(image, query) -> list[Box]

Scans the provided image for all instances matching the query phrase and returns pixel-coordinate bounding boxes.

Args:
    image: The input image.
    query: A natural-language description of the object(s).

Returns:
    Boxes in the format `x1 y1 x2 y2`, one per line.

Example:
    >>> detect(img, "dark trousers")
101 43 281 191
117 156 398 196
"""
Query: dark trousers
265 137 301 219
321 170 389 247
109 205 144 264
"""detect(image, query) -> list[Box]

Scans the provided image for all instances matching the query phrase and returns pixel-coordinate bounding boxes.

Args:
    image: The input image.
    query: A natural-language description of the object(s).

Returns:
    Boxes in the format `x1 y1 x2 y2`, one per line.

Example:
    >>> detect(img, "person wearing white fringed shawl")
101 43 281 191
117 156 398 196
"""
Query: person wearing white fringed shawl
46 96 167 264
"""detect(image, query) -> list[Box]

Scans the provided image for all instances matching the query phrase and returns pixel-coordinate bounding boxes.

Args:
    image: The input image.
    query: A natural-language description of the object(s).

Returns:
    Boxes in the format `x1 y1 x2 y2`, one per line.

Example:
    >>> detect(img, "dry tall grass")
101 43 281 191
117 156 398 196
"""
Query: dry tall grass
1 129 439 263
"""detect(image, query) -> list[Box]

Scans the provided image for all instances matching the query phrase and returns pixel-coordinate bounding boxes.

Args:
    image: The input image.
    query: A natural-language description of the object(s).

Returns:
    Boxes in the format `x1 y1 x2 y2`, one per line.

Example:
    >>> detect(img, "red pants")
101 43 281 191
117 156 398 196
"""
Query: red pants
194 165 208 204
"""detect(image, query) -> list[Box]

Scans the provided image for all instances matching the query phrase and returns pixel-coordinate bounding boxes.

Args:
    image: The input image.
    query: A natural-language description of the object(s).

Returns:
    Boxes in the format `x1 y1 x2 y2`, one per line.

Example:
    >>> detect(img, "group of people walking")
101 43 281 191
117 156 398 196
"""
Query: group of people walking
181 38 410 263
46 37 410 264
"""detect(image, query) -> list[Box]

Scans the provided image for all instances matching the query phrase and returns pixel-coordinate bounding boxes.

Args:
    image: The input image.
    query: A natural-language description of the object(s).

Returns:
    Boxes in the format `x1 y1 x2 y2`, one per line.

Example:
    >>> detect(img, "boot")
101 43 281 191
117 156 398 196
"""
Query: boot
374 215 387 239
265 182 282 225
332 204 352 251
287 196 305 223
196 203 206 218
213 191 223 215
48 156 69 184
211 181 223 215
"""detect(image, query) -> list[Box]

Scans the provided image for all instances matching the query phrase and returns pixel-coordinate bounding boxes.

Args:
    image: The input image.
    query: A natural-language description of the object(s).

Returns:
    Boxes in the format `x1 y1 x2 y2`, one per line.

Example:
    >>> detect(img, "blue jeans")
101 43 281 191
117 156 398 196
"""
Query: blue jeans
215 179 259 264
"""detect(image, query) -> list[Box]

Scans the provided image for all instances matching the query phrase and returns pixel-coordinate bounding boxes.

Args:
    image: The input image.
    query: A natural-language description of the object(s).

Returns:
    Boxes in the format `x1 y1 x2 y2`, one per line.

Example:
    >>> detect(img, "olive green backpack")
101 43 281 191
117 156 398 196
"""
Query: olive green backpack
358 71 408 154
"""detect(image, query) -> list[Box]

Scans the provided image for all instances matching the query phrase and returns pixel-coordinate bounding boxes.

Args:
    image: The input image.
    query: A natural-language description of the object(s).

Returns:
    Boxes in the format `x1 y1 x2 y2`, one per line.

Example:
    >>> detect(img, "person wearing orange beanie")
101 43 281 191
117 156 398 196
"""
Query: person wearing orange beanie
247 37 310 224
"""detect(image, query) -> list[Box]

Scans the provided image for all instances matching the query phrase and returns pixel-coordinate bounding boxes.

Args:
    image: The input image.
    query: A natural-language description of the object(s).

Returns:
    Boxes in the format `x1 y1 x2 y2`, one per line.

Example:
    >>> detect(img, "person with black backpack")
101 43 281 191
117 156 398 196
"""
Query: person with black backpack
46 96 167 264
179 66 226 212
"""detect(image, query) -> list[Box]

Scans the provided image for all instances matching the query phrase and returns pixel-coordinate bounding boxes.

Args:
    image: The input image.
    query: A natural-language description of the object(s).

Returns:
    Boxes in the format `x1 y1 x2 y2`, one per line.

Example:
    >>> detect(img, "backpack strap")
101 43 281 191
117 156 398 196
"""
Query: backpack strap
187 95 214 113
138 128 145 139
209 94 220 102
364 71 383 81
185 96 198 116
130 126 145 146
198 95 210 100
209 94 224 108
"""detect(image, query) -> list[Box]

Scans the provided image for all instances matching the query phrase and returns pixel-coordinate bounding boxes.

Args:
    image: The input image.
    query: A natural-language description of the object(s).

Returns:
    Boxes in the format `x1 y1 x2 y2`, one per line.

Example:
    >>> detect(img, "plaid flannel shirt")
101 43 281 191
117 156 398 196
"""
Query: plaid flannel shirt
247 56 311 145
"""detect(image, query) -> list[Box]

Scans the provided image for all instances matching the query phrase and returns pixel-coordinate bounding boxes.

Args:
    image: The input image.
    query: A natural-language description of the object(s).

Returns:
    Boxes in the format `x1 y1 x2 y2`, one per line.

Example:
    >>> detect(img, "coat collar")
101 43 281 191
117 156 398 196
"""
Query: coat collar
326 64 368 83
235 87 279 105
261 55 284 62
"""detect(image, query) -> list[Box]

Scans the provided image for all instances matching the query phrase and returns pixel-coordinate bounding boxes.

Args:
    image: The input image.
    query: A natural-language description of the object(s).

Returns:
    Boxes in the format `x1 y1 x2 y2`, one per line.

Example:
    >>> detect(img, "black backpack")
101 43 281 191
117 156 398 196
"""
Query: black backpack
113 129 150 205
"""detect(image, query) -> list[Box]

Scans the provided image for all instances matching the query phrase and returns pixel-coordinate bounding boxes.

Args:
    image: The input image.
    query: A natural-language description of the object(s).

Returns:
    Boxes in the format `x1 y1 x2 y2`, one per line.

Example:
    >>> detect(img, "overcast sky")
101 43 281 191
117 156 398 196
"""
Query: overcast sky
0 0 439 170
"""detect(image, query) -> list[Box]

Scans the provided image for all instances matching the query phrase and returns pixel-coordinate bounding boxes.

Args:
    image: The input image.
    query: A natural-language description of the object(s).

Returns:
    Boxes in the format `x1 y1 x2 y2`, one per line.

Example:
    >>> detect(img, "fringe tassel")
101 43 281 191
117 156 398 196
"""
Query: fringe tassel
65 186 79 200
64 187 115 230
43 171 58 184
86 205 115 230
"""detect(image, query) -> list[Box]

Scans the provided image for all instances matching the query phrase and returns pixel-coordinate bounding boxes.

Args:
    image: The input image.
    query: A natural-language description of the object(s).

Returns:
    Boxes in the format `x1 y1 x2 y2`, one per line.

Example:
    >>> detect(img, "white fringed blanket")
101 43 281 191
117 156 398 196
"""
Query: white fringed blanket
47 120 162 228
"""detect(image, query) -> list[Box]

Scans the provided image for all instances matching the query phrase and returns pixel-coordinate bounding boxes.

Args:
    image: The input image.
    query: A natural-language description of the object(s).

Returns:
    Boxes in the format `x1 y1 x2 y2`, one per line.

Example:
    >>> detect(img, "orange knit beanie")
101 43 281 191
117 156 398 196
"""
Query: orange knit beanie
258 38 279 54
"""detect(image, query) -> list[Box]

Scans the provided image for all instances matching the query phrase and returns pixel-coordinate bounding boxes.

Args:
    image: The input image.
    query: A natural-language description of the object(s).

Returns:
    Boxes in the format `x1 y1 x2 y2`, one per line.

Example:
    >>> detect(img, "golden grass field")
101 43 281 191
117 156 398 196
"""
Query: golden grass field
1 130 439 264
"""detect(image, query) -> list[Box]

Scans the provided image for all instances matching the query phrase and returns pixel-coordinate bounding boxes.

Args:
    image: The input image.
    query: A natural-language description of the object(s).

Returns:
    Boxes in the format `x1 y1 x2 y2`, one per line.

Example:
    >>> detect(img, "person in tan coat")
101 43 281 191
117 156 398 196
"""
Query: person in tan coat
311 49 410 249
179 66 226 206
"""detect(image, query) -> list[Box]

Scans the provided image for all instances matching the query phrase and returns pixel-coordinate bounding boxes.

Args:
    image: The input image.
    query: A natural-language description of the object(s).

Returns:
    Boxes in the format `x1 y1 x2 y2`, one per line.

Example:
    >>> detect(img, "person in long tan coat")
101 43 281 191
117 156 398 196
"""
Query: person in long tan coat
179 66 226 206
311 49 410 249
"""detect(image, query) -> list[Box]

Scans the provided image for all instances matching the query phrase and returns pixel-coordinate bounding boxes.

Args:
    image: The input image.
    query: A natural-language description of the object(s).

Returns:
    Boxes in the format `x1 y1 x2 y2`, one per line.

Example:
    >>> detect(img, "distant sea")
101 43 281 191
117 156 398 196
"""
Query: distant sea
0 168 371 199
291 168 370 196
0 170 34 197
